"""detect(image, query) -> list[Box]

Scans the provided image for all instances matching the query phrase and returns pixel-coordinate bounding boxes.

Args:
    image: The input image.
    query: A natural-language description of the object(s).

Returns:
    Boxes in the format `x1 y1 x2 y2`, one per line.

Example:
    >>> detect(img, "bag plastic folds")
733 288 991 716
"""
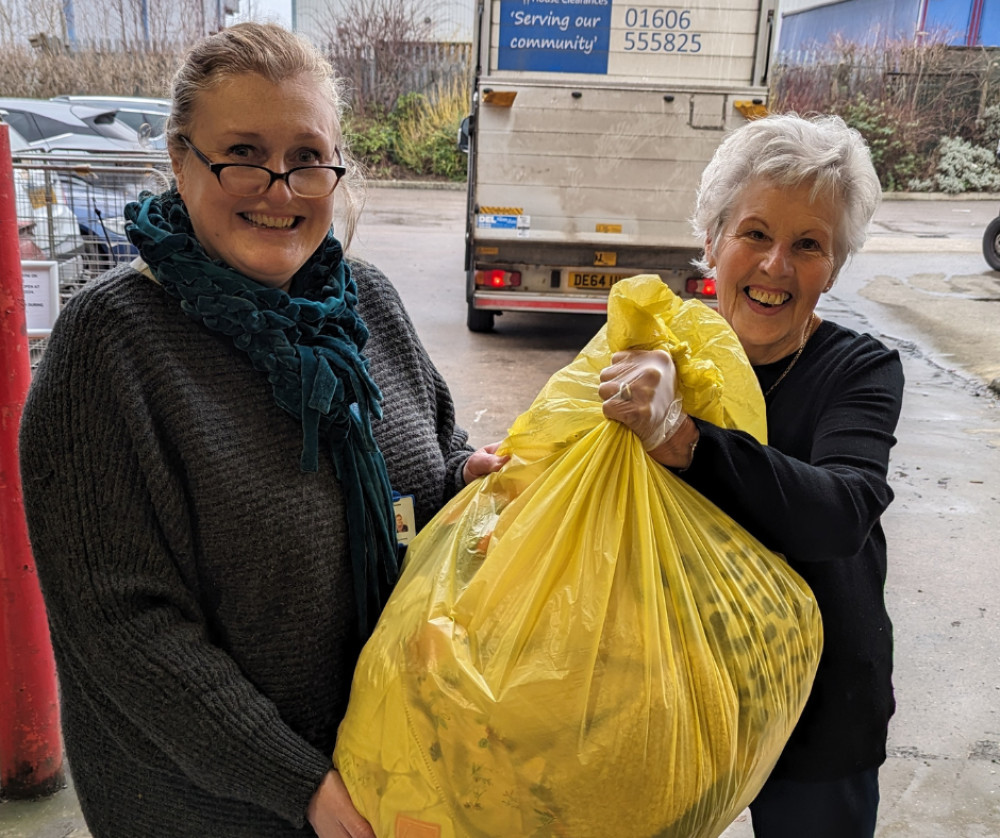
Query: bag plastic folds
334 275 823 838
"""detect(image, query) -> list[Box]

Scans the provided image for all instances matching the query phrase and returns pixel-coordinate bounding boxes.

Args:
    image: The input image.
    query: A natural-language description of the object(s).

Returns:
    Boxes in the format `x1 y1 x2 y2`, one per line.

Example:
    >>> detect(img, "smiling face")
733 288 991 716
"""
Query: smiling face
706 179 840 365
170 72 340 290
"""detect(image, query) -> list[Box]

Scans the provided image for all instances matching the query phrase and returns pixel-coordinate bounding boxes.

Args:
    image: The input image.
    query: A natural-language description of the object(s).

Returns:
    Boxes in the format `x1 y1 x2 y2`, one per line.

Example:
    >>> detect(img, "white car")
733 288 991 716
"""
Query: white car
51 95 171 148
0 97 147 153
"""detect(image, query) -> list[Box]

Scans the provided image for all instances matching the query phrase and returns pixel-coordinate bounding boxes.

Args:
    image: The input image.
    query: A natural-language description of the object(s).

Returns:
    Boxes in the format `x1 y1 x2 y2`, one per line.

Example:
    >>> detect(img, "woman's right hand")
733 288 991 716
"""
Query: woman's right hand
462 441 510 484
307 770 375 838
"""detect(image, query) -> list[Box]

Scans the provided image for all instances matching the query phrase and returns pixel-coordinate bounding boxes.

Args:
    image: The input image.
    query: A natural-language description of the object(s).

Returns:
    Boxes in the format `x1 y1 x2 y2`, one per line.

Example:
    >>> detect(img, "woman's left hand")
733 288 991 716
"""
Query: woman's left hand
463 442 509 484
599 349 684 450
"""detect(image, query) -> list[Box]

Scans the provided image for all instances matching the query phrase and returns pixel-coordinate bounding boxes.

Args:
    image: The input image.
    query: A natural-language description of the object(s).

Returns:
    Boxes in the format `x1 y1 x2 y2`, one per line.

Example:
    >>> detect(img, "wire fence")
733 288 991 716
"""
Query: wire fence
11 150 171 365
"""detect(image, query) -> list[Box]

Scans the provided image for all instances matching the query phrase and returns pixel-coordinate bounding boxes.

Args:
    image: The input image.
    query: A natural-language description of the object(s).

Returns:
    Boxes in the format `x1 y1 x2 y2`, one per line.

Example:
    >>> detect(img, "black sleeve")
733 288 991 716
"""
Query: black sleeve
678 334 904 562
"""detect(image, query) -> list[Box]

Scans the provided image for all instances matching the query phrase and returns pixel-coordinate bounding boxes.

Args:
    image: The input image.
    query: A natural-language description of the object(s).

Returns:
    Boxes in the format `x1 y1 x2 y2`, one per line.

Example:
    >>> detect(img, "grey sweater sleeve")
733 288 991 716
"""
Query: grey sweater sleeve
351 259 474 525
19 283 336 828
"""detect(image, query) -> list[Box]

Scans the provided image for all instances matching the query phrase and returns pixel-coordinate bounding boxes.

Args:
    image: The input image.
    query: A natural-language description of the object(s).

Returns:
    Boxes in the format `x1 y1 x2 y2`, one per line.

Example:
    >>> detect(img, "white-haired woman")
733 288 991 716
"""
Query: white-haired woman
600 113 904 837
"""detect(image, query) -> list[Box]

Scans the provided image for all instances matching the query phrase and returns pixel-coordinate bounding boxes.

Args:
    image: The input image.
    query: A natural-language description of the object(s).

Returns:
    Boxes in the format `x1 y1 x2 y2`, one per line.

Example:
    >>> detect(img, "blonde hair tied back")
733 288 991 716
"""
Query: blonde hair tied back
166 22 364 246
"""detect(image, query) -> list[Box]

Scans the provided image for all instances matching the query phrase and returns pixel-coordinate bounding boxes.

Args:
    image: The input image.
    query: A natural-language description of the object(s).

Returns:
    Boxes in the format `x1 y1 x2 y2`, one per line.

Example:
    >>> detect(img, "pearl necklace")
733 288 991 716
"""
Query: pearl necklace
765 314 818 398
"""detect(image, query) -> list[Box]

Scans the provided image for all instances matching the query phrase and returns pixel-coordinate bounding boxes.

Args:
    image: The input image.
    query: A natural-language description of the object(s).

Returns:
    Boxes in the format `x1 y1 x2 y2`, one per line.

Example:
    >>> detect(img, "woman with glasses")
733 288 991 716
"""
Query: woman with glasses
19 22 504 838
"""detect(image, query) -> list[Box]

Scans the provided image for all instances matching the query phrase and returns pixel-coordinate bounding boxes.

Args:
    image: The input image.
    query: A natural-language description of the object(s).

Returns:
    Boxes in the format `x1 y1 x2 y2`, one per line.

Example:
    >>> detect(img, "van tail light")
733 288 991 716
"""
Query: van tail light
475 269 522 289
685 277 716 298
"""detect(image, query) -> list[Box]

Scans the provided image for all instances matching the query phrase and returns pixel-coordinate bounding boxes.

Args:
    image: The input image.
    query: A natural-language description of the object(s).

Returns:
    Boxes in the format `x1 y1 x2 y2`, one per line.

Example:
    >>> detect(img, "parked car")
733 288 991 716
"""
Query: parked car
984 138 1000 271
51 95 171 148
0 97 147 153
61 173 144 270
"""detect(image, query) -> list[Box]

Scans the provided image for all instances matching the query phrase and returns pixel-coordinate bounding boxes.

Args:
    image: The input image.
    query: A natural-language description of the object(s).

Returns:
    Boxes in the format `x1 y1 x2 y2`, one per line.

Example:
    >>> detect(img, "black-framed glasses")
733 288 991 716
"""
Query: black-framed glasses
180 135 346 198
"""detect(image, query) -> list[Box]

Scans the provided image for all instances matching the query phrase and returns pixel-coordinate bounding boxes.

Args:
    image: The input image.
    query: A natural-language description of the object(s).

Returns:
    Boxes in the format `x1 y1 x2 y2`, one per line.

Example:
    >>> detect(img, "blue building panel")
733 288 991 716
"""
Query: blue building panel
923 0 973 43
779 0 919 52
980 0 1000 43
778 0 999 52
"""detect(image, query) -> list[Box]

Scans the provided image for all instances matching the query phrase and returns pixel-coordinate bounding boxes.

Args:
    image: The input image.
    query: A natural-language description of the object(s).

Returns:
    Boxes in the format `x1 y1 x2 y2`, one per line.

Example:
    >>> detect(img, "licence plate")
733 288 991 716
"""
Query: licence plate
568 271 628 289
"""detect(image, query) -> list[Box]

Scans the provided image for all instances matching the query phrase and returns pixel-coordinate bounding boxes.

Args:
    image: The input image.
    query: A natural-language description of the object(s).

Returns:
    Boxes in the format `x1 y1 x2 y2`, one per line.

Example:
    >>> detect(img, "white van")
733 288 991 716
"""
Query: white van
462 0 775 331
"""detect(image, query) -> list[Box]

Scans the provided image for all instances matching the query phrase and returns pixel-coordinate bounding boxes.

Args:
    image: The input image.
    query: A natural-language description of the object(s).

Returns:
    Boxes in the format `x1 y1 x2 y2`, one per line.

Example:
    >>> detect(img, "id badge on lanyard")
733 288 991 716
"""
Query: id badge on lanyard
392 492 416 545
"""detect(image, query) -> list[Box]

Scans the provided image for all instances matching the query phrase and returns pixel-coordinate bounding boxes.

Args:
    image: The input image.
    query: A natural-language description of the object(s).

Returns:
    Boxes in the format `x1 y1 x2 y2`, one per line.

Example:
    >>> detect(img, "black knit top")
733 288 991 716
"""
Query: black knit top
18 260 473 837
681 318 905 781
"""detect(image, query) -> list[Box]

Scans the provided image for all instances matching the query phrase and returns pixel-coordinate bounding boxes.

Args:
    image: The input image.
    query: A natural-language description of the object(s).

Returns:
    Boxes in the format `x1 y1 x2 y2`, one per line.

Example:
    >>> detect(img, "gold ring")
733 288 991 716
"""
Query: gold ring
617 381 632 401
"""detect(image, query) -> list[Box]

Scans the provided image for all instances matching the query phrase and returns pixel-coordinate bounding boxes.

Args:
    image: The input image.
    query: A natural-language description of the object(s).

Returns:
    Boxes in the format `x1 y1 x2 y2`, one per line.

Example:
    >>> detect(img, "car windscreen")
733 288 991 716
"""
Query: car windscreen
2 111 37 141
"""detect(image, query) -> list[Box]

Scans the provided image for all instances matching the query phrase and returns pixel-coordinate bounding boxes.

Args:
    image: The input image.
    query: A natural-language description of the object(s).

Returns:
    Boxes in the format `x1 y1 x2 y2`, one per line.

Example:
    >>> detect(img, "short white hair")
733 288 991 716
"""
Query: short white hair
691 113 882 279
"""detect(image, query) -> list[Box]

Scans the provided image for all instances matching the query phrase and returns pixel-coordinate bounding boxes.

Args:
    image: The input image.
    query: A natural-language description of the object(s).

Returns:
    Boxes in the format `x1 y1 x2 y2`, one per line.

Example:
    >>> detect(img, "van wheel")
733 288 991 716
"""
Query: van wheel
467 302 495 333
984 216 1000 271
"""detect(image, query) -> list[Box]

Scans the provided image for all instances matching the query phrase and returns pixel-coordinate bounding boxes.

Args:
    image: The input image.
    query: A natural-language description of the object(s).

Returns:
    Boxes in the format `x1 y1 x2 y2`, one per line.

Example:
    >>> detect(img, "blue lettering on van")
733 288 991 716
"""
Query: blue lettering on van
498 0 612 73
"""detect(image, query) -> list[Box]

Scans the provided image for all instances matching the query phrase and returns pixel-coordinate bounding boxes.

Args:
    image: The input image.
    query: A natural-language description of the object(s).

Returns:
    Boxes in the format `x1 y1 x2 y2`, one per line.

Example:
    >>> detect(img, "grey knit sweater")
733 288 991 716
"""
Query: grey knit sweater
18 260 474 837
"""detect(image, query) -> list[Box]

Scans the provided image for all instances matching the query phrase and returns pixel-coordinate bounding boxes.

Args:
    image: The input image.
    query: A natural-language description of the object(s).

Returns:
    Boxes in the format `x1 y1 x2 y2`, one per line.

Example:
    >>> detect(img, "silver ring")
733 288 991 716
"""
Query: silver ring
616 381 632 401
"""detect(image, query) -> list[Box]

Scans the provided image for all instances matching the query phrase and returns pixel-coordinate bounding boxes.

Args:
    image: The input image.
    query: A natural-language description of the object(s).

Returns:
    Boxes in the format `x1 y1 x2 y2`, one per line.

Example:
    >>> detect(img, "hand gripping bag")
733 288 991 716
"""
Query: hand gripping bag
334 276 823 838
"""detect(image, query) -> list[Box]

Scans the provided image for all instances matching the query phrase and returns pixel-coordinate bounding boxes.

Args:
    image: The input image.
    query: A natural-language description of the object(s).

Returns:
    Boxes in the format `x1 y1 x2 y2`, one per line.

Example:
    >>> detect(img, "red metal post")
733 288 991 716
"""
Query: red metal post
0 121 64 799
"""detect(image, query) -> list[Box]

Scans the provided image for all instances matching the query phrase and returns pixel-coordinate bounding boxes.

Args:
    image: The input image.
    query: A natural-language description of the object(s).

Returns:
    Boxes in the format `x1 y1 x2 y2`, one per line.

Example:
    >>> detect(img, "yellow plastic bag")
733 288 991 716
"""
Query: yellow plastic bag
334 276 822 838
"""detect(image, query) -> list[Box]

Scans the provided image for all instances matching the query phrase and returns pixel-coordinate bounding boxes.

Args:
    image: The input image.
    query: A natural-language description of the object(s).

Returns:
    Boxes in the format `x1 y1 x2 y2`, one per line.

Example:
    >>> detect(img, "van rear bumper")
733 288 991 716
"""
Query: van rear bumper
471 290 610 315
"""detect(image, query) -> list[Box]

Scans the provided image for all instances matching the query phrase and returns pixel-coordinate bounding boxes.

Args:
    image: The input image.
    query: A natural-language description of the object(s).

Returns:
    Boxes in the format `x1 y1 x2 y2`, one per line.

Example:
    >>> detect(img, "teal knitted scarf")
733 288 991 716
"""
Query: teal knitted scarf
124 189 397 637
